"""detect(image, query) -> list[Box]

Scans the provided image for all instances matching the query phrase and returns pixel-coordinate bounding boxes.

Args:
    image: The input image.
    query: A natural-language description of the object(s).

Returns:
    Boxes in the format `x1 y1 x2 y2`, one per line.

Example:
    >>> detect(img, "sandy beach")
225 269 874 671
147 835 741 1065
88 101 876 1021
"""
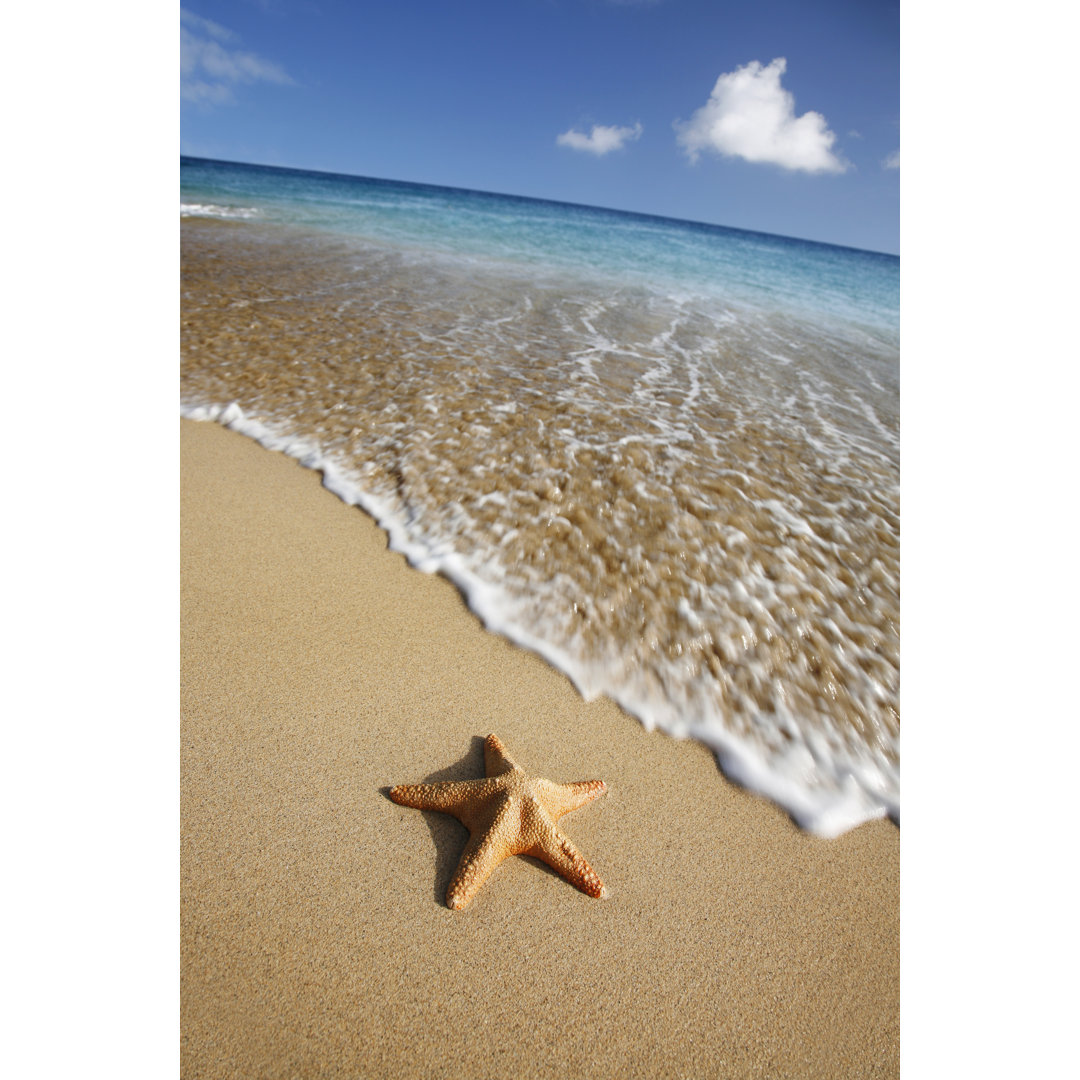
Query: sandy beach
180 417 898 1078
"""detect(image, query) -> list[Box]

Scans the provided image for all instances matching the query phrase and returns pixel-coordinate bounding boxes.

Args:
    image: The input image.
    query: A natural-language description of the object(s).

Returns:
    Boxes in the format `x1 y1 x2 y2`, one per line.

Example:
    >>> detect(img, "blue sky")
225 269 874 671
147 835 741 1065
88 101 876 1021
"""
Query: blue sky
181 0 898 254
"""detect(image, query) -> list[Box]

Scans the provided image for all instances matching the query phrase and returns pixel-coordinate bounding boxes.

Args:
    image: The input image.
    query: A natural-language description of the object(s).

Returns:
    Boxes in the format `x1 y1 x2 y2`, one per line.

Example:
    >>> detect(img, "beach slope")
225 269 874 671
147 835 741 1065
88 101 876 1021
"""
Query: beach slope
181 417 898 1079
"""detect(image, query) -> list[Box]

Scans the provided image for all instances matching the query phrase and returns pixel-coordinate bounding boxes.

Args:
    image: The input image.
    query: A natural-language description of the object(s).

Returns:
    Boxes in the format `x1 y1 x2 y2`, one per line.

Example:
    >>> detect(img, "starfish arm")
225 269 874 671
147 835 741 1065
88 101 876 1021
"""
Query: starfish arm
527 821 606 900
535 777 607 819
445 795 516 910
483 733 522 777
388 778 491 814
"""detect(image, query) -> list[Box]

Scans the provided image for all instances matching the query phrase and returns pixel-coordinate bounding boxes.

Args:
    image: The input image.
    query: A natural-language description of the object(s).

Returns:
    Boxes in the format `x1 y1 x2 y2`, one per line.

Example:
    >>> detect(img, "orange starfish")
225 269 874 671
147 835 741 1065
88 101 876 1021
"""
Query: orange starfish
389 734 608 910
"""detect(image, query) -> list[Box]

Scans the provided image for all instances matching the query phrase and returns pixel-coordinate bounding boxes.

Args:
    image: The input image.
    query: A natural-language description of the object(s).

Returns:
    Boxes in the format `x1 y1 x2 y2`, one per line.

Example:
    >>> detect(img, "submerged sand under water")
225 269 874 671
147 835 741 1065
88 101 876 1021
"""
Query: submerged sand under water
181 218 899 831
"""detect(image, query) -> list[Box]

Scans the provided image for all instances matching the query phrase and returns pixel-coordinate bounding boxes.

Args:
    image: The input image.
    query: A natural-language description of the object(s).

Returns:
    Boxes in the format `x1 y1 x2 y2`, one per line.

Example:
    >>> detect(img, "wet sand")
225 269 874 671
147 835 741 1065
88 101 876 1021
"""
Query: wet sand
180 417 898 1078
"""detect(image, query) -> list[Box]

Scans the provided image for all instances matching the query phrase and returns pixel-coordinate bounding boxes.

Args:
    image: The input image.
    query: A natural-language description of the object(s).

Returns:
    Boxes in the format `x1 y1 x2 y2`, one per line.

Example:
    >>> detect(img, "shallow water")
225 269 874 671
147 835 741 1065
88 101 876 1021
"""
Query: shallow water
181 159 899 836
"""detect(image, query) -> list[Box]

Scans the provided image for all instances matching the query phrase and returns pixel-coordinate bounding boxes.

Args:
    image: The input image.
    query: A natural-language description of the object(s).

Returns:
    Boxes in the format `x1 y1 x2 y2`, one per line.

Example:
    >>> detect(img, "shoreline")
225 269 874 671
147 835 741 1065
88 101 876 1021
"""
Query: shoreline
182 397 897 839
181 416 898 1077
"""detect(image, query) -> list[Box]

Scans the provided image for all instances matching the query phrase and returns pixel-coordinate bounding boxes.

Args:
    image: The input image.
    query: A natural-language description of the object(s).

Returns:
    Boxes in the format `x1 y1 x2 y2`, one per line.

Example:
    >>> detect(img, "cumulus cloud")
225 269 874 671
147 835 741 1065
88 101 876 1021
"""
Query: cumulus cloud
883 148 900 169
181 7 294 106
557 122 643 156
675 58 847 174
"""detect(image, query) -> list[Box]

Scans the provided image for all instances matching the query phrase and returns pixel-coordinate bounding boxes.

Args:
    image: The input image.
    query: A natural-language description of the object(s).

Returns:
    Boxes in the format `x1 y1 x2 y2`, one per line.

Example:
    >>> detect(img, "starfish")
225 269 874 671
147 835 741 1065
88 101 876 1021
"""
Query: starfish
389 734 608 910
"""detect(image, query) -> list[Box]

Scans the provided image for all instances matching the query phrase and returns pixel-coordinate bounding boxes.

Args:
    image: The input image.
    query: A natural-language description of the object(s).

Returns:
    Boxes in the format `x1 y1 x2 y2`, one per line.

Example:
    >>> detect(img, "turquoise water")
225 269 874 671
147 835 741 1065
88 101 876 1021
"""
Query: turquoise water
181 156 897 338
181 156 899 836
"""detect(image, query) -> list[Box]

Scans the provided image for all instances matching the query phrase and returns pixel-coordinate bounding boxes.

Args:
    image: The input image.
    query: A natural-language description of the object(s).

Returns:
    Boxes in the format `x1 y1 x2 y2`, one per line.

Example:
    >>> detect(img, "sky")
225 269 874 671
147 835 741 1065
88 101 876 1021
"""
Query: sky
180 0 899 254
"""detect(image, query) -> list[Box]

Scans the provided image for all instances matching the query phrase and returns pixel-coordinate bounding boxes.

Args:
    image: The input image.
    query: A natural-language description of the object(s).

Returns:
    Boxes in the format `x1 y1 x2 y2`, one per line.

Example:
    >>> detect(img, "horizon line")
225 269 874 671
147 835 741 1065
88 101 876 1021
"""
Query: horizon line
180 154 899 260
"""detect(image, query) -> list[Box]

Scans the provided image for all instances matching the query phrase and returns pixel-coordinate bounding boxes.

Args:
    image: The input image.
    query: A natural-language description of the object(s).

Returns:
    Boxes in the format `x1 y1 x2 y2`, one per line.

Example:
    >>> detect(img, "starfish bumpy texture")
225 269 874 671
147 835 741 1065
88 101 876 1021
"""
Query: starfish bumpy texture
389 734 608 910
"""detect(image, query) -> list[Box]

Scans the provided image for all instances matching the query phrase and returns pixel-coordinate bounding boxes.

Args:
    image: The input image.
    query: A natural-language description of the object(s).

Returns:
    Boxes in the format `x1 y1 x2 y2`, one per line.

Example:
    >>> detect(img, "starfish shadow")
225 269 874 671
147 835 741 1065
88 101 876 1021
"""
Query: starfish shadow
381 734 486 904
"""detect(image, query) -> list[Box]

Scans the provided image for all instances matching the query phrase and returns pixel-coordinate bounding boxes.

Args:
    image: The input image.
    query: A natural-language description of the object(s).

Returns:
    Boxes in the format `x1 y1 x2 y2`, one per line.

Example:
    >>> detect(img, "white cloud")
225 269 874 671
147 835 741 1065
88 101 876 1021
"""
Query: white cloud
557 122 643 156
675 58 847 174
883 148 900 169
181 7 294 106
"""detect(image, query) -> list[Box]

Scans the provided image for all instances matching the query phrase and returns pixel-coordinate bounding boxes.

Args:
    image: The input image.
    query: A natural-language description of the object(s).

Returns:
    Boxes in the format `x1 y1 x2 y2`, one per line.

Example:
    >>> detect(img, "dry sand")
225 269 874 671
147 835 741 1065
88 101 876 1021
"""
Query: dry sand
181 417 898 1078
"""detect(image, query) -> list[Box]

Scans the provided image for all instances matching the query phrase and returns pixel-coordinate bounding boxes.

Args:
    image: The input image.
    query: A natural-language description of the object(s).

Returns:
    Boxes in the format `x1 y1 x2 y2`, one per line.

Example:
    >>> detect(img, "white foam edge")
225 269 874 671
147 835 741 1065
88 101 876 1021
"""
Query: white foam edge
181 401 899 838
180 203 261 219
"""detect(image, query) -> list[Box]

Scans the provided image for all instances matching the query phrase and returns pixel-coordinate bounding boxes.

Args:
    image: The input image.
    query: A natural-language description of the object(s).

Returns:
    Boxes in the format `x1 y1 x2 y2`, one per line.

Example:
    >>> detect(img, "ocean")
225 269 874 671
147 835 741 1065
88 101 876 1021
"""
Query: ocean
180 155 899 837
